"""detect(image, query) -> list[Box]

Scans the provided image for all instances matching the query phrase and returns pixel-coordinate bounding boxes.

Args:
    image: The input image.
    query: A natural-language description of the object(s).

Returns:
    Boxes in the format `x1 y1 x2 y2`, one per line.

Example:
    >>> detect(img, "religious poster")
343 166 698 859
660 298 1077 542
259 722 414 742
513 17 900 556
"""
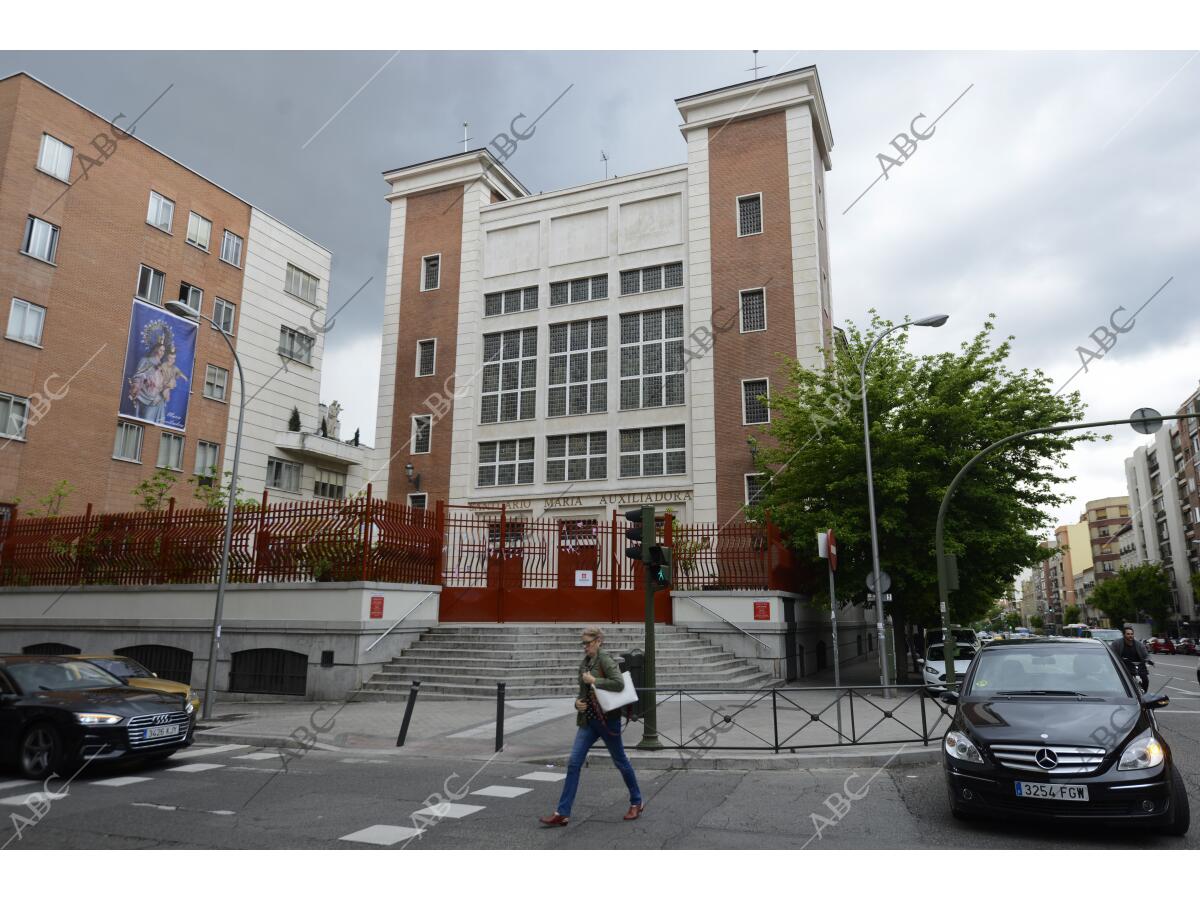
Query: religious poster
118 299 199 432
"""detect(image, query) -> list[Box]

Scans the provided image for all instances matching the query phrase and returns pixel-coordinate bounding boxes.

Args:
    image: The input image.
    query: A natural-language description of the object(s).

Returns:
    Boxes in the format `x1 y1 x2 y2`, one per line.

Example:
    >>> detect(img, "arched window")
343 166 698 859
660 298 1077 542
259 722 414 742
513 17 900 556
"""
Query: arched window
230 648 308 696
22 642 80 655
116 645 194 685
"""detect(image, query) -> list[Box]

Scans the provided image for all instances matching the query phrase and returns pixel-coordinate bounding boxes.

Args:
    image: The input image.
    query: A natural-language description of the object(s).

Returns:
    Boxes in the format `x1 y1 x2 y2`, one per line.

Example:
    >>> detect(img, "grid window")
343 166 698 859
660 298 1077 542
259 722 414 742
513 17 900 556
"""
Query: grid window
37 133 73 181
548 318 607 417
422 255 441 291
0 393 30 440
284 263 319 304
546 432 607 482
314 468 347 500
484 285 538 316
619 307 684 410
408 493 428 510
136 265 165 305
745 473 767 506
549 274 607 306
480 327 537 424
157 432 184 470
22 216 59 263
416 339 436 376
477 438 535 487
194 440 220 480
412 415 432 454
213 298 236 334
618 262 683 296
7 298 46 346
743 379 770 425
279 326 314 364
113 421 144 461
266 456 302 492
178 282 202 313
203 365 229 401
619 425 686 478
147 191 175 232
220 230 244 267
737 194 763 236
186 212 212 251
740 289 766 332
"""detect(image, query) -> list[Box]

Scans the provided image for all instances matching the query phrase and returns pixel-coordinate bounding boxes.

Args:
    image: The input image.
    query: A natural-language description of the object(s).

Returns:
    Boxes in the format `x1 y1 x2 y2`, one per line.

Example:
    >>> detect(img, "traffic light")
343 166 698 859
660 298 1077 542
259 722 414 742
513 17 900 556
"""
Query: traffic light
624 506 653 563
647 545 672 588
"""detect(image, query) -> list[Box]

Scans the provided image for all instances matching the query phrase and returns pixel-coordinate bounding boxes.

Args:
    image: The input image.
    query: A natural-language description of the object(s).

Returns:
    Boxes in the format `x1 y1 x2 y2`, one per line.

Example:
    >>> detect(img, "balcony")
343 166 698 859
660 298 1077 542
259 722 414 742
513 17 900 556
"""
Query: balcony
273 431 369 467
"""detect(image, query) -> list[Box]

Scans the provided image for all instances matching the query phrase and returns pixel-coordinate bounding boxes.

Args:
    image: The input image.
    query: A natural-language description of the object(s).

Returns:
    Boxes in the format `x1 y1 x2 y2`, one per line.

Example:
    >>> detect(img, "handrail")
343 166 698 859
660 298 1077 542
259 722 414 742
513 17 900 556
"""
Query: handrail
365 590 435 653
677 593 779 657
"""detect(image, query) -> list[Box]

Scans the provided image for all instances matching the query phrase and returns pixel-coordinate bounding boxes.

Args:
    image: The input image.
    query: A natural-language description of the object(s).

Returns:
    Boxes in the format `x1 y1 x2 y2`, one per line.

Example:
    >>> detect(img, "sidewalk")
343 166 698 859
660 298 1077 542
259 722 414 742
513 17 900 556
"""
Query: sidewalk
195 680 950 770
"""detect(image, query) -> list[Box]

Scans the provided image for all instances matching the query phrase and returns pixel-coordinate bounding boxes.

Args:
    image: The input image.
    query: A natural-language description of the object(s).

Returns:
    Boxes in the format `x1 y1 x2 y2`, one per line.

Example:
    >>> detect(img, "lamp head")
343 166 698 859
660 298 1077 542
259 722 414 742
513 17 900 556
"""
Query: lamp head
914 314 950 328
405 463 414 478
165 300 198 319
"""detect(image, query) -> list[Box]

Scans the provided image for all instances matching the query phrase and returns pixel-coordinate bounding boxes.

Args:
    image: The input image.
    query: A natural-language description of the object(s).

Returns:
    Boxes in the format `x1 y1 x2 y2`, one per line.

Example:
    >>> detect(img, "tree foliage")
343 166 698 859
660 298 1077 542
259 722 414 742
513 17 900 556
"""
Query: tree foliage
756 313 1092 634
1062 604 1081 625
1091 563 1174 631
132 470 179 512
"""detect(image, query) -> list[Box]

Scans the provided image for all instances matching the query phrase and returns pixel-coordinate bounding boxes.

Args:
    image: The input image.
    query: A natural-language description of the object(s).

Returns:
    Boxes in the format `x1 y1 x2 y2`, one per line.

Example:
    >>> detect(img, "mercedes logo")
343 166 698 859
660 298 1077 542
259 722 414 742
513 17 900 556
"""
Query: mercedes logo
1035 748 1059 770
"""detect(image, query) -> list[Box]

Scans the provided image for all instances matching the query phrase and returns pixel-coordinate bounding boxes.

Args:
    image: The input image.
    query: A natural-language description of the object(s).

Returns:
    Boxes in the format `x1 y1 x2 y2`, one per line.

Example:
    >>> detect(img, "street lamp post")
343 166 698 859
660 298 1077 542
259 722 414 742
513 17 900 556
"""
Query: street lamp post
860 314 949 690
165 300 246 720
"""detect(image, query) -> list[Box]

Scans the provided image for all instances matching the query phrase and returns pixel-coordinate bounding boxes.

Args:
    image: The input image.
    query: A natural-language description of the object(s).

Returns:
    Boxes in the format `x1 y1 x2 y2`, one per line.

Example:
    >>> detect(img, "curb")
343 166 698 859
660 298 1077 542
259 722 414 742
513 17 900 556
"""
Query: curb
520 745 941 771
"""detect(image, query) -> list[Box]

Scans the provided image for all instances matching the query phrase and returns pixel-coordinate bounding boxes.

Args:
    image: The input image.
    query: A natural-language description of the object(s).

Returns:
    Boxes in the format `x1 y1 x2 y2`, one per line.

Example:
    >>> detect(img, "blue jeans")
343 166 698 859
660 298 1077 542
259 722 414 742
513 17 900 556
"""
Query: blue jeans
555 716 642 817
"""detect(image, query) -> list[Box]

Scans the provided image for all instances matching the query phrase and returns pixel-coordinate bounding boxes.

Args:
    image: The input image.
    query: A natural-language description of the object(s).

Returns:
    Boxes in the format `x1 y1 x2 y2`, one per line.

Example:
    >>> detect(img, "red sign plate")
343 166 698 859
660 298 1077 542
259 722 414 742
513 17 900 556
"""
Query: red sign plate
753 601 771 621
370 596 385 619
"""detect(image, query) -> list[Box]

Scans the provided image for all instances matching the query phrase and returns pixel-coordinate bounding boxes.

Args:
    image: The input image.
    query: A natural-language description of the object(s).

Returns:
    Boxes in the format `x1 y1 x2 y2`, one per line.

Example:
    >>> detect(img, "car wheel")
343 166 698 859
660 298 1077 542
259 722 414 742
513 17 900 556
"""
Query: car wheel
19 723 62 780
1162 766 1191 836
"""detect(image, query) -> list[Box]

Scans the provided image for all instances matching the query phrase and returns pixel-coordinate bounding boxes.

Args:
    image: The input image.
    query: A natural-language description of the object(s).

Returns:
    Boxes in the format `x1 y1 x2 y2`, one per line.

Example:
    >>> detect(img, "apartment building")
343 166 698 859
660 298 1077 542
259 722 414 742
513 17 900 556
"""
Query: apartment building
1124 382 1200 637
373 67 834 523
0 73 365 514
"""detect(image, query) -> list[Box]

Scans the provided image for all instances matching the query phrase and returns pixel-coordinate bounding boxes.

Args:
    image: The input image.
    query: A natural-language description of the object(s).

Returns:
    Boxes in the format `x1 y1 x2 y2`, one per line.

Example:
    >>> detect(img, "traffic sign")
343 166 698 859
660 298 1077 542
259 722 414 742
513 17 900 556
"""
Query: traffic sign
1130 407 1165 435
827 530 838 572
866 570 891 595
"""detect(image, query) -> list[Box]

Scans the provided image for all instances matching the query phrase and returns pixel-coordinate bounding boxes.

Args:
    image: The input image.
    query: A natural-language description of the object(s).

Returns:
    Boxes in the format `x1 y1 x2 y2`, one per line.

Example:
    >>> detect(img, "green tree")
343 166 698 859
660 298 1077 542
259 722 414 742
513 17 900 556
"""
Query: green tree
1062 604 1081 625
1030 615 1044 630
756 314 1091 676
132 469 179 511
288 407 302 432
189 467 259 511
1091 563 1173 631
15 480 75 517
1004 612 1022 630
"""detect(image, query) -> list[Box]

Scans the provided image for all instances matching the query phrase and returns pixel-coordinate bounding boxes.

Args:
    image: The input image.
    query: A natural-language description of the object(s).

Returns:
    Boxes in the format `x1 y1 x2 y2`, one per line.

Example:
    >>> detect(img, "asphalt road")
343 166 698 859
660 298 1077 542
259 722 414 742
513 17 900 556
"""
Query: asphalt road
2 662 1197 850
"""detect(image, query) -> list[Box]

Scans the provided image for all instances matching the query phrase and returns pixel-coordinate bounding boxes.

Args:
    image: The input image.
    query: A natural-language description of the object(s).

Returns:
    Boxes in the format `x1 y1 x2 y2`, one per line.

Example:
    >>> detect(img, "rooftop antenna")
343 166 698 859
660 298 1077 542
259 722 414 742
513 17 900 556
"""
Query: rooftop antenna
601 150 609 179
462 122 470 153
748 50 763 80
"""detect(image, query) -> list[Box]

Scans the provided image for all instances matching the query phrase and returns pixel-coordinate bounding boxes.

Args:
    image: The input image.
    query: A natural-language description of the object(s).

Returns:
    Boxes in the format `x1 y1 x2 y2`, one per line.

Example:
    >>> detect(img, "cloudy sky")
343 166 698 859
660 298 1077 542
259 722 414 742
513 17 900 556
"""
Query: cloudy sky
3 49 1196 534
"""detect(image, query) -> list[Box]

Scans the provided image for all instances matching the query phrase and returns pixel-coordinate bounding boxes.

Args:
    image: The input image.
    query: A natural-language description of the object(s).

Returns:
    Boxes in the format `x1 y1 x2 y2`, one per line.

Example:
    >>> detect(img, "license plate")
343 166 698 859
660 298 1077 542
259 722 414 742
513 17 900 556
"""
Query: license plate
142 724 180 739
1014 782 1089 801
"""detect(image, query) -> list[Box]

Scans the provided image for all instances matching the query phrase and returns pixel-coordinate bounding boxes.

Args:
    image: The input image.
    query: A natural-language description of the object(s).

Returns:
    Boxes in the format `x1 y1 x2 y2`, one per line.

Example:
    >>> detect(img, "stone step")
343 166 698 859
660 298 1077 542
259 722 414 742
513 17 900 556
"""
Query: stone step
395 646 734 661
412 638 712 651
352 672 778 702
362 668 769 689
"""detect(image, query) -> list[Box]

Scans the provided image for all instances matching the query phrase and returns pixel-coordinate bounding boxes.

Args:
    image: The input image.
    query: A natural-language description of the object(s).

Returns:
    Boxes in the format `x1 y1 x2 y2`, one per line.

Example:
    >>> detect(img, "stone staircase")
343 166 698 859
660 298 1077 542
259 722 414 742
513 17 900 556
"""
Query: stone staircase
352 624 780 701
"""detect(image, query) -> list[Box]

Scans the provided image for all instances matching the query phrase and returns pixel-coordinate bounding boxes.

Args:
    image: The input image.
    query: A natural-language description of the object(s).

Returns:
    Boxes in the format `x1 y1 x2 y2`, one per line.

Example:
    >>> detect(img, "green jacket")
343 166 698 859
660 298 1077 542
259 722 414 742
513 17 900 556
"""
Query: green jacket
576 650 624 727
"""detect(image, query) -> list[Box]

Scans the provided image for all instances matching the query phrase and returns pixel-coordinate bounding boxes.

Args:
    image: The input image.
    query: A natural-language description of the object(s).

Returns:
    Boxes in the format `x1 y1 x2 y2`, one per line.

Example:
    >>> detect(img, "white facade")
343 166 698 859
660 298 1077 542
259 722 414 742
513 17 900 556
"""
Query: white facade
225 208 367 503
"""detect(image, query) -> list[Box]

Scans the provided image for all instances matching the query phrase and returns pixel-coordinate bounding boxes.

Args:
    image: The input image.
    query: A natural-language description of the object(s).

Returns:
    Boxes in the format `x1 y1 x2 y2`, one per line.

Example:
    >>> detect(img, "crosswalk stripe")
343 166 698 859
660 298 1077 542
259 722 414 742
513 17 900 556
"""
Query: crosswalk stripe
0 780 36 792
170 763 225 773
517 771 566 782
418 802 485 819
339 824 424 846
173 744 250 759
93 776 153 787
233 752 279 761
0 790 68 807
471 785 532 798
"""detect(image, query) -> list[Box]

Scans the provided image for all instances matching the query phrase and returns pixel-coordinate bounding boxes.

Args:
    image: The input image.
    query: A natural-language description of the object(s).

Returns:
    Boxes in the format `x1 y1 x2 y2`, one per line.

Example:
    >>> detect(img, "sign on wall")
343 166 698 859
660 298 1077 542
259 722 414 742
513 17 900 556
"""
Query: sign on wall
370 596 385 619
753 601 771 621
574 570 594 588
118 300 198 432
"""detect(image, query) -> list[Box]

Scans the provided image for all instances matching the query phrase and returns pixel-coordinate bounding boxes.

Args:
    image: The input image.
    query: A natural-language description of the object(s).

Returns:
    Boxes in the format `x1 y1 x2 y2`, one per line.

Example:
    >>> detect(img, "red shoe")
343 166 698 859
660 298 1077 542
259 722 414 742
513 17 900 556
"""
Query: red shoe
539 813 569 827
623 803 645 821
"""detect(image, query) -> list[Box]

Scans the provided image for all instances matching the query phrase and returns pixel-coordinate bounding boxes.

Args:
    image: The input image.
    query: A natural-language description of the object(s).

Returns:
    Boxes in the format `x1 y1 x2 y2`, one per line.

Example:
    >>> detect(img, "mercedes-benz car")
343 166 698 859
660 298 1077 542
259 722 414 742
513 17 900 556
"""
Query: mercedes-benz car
940 638 1189 835
0 656 195 779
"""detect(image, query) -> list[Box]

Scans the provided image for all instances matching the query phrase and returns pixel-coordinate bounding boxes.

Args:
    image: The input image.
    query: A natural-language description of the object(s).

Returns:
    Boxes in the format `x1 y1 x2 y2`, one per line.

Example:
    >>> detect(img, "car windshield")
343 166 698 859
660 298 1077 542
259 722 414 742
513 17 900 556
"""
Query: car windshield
927 644 976 661
87 658 153 679
965 645 1129 697
6 660 125 693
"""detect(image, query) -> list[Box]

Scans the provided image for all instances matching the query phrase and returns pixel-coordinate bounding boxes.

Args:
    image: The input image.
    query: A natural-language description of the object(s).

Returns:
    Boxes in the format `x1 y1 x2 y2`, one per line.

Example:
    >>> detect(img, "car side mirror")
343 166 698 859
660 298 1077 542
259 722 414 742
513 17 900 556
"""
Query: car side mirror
1141 693 1169 709
941 691 959 705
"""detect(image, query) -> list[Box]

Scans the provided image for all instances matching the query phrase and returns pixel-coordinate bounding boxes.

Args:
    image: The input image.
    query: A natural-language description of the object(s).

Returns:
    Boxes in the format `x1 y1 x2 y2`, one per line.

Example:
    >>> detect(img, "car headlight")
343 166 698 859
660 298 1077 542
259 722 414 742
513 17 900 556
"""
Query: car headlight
186 692 199 712
75 712 123 725
1118 729 1165 770
944 730 983 764
925 666 938 675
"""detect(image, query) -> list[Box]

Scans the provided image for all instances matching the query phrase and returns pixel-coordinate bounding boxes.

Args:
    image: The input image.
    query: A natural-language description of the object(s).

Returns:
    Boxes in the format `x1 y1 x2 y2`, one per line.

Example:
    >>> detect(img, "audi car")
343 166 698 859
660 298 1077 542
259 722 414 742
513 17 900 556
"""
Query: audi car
0 656 195 779
940 638 1189 835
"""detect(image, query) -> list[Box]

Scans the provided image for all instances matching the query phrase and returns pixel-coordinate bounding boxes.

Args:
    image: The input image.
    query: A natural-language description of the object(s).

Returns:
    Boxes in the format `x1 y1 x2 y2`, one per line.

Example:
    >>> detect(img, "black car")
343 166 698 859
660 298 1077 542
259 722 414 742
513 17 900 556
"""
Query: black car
941 638 1189 835
0 656 195 779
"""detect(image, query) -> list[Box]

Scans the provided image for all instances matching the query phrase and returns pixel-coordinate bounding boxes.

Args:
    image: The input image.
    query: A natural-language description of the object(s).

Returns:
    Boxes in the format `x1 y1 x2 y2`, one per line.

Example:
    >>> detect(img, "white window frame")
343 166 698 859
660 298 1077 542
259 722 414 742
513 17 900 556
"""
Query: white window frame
6 298 46 347
156 432 185 471
284 263 320 305
185 211 212 252
618 424 687 479
178 282 203 313
484 285 539 317
742 378 771 425
745 472 767 506
266 456 303 493
619 263 683 297
203 364 229 402
113 420 144 462
619 307 685 411
314 468 347 500
194 440 221 479
147 191 175 233
22 216 60 264
548 318 608 418
480 327 537 424
407 493 428 510
278 325 314 365
546 431 607 483
739 287 767 333
36 133 73 182
411 415 432 455
736 192 763 237
0 392 30 440
136 264 166 305
212 297 236 334
477 438 536 488
415 338 437 377
220 230 244 267
549 274 608 307
421 254 441 292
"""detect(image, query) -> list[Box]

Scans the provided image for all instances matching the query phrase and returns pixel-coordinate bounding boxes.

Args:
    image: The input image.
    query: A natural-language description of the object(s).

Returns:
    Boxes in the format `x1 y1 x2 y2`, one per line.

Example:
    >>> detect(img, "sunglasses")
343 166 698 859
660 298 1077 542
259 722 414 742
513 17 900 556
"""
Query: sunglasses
581 638 597 647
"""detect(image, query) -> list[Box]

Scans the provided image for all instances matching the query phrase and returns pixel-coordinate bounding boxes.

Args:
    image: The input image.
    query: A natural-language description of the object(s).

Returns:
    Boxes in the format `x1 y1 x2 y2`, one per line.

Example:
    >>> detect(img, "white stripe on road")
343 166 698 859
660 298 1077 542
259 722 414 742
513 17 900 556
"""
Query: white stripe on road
233 752 279 761
170 763 225 773
0 790 68 807
93 776 153 787
339 824 425 846
449 701 575 739
471 785 532 798
517 771 566 782
1152 660 1199 670
419 802 485 819
173 744 250 759
1157 709 1200 714
0 780 36 792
